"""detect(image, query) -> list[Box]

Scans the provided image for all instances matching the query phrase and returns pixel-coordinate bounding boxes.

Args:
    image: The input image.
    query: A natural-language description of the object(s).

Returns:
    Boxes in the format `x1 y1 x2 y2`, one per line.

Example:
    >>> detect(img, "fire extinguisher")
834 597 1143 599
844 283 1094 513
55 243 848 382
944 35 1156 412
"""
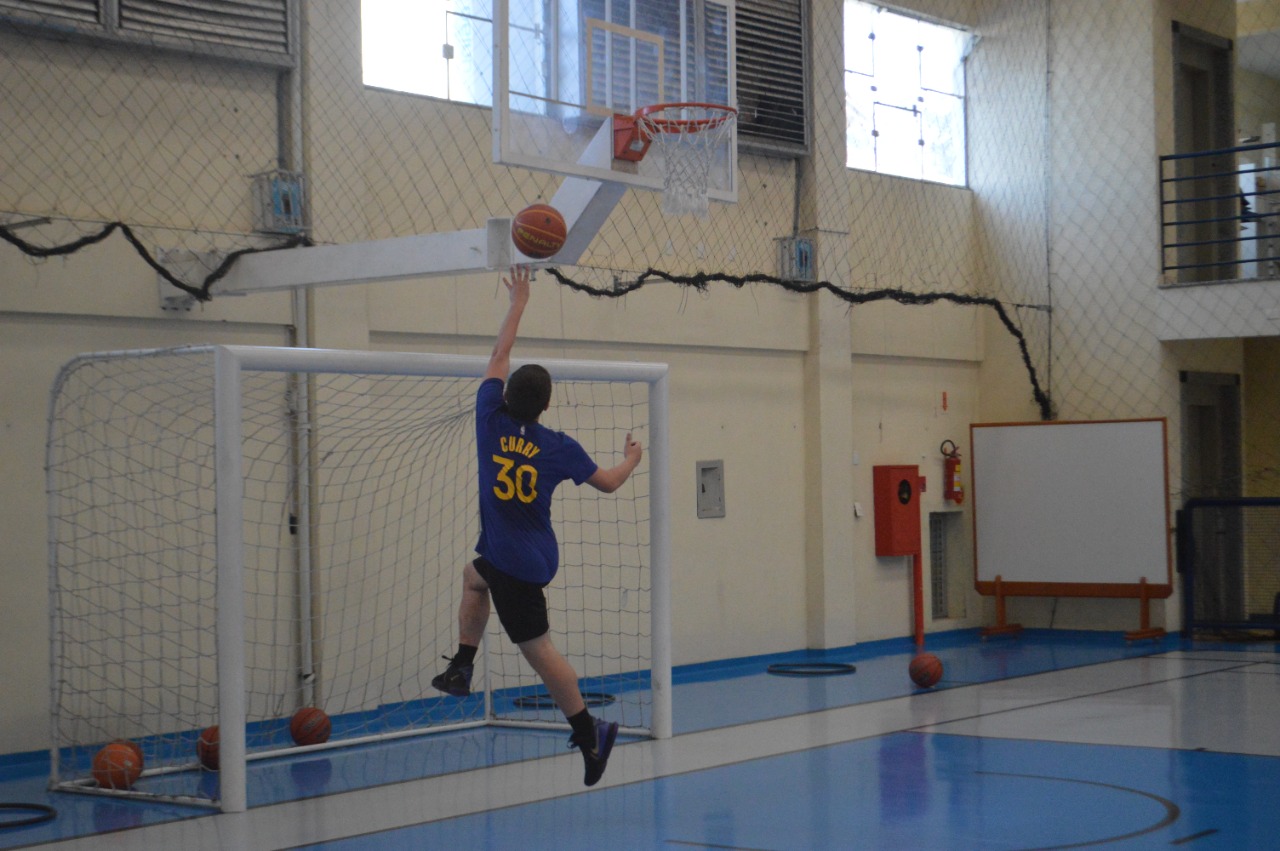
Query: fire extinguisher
941 439 964 504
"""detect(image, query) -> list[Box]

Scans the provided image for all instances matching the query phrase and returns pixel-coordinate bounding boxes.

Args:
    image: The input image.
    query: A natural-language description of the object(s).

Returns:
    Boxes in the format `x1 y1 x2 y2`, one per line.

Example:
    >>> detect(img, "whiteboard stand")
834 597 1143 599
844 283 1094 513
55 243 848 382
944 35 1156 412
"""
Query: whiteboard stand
971 419 1172 642
980 575 1024 638
1123 577 1166 642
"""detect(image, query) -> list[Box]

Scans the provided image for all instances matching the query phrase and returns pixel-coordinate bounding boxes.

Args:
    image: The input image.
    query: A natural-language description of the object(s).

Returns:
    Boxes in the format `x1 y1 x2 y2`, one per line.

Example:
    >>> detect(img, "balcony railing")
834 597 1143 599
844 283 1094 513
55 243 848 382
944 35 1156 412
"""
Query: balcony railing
1160 141 1280 284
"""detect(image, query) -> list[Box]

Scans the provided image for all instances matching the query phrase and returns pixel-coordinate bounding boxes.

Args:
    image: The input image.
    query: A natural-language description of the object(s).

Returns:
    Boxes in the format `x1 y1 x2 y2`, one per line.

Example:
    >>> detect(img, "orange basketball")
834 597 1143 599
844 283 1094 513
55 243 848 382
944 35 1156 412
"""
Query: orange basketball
290 707 331 746
92 741 143 790
196 725 220 771
909 652 944 688
511 203 567 259
110 738 143 766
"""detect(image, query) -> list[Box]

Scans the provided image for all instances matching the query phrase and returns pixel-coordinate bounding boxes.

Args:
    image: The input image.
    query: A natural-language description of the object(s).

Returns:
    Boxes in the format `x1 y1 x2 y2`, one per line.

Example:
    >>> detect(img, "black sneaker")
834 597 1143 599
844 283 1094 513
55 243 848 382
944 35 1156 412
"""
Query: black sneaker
431 655 473 697
570 718 619 787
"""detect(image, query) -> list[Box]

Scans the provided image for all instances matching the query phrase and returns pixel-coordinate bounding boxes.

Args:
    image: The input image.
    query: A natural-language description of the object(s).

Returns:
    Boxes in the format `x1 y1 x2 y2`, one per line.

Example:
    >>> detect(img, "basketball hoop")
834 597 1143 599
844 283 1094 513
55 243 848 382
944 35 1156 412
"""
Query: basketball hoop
633 102 737 218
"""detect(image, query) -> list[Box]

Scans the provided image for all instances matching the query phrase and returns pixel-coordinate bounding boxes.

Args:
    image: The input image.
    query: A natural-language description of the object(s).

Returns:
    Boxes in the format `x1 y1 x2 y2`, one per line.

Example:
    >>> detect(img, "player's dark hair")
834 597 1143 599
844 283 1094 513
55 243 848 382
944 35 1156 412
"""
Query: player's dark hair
505 364 552 422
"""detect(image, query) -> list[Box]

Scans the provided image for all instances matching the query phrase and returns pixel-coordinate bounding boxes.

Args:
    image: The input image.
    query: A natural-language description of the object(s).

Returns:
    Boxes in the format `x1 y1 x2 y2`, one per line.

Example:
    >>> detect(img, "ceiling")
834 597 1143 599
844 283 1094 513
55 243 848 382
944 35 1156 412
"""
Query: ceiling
1237 30 1280 79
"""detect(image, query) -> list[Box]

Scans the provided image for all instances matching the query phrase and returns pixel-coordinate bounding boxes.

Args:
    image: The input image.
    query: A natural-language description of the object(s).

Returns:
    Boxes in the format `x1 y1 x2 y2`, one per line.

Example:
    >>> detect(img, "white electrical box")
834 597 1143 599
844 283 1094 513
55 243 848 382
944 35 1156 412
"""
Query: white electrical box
252 169 308 235
696 460 725 518
775 236 815 282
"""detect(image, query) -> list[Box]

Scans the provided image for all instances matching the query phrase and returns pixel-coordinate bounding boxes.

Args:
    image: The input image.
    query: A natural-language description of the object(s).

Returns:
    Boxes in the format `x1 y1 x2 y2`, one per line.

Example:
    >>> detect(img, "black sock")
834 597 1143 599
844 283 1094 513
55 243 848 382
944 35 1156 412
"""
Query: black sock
567 707 595 744
453 644 478 667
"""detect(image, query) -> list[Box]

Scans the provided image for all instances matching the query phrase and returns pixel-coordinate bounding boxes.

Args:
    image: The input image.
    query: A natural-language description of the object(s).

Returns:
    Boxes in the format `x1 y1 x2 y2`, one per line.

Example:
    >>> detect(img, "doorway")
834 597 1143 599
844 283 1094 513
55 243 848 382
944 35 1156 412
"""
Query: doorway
1181 370 1243 621
1171 22 1236 283
1181 370 1242 500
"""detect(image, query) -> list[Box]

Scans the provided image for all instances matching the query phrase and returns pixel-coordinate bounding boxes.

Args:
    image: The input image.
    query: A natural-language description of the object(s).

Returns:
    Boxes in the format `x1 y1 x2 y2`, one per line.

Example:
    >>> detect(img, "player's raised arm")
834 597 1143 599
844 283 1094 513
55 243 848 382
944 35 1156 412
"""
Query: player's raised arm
485 265 531 381
587 432 643 493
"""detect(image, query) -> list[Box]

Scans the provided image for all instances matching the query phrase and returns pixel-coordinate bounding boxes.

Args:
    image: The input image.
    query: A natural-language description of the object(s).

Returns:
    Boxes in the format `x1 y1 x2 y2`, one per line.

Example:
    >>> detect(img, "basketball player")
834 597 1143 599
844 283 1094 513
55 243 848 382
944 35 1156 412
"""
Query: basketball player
433 265 643 787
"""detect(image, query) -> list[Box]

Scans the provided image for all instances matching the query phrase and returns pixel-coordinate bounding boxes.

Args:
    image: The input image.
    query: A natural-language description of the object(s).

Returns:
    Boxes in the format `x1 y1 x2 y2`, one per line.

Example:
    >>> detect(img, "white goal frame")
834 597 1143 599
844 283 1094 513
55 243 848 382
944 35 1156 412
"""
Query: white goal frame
47 345 671 813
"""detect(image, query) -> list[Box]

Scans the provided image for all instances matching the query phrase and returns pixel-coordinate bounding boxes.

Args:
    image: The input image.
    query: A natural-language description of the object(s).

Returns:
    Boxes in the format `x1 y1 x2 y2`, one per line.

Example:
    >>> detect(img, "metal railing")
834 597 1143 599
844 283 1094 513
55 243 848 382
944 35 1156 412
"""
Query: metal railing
1160 141 1280 284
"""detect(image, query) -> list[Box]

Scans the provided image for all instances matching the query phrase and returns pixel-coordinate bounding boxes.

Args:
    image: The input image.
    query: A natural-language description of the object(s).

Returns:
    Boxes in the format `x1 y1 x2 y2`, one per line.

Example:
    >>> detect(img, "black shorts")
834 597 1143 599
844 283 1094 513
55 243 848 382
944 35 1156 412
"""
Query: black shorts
473 556 550 644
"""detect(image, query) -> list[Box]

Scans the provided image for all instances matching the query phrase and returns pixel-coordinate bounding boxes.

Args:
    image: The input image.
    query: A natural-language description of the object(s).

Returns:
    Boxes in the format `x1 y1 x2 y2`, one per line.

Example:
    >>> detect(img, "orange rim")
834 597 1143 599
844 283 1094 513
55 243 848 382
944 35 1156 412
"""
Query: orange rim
635 102 737 135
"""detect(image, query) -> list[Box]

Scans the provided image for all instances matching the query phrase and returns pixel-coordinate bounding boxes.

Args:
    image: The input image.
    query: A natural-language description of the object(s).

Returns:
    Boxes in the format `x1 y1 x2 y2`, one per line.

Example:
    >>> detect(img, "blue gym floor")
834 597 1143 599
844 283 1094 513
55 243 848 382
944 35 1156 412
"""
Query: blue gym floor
4 629 1279 849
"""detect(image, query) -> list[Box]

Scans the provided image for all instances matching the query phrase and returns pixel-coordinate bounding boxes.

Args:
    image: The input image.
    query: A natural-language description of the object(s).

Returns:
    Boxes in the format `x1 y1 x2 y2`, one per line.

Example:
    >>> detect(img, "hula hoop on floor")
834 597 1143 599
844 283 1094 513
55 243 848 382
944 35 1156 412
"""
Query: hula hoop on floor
766 662 857 677
0 803 57 829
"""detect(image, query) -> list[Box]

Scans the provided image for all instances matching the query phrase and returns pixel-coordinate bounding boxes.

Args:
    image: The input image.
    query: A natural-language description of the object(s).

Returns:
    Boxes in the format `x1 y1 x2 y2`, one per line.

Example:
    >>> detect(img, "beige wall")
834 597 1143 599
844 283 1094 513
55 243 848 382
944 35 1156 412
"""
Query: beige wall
1243 338 1280 616
0 0 986 758
1245 338 1280 495
6 0 1277 756
1237 68 1280 142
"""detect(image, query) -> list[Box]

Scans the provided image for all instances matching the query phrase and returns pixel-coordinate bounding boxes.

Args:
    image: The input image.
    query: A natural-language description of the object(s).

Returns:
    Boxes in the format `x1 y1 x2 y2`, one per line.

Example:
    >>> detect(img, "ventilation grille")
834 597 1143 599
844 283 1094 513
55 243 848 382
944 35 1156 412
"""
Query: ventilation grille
736 0 807 154
120 1 289 56
0 0 292 66
0 0 99 26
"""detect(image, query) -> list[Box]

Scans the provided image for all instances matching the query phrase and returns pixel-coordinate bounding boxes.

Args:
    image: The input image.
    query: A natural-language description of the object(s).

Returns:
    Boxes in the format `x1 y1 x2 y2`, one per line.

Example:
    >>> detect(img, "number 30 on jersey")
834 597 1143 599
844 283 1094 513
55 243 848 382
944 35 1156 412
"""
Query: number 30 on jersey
492 454 538 503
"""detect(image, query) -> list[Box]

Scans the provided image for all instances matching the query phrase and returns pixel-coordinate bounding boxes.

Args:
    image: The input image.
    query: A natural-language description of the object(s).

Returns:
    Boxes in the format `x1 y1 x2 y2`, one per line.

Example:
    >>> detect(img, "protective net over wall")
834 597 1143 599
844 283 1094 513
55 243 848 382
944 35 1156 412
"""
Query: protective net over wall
4 0 1280 502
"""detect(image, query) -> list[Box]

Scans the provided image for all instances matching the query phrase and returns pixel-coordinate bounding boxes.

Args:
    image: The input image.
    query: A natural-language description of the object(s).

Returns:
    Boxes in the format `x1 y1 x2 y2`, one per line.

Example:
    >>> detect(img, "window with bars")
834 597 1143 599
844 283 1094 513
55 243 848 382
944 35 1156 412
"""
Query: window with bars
0 0 294 67
844 0 969 186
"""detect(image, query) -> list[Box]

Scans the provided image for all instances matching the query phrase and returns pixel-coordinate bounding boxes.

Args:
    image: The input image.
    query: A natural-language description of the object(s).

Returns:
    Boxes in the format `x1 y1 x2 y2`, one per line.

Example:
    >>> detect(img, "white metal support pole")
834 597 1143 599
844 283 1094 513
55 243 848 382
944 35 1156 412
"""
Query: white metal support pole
649 368 672 739
482 636 493 722
214 347 249 813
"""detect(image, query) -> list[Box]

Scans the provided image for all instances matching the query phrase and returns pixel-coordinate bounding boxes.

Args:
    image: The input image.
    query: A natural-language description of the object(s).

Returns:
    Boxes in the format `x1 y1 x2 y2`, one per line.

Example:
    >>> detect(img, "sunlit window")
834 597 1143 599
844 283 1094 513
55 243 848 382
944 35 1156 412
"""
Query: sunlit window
844 1 970 185
362 0 495 106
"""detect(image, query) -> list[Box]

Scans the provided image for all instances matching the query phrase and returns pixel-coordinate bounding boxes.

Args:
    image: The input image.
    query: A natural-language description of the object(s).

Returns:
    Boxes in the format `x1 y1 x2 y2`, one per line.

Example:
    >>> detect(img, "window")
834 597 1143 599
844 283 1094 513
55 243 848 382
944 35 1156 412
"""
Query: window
362 0 494 106
844 1 969 185
362 0 727 115
364 0 807 155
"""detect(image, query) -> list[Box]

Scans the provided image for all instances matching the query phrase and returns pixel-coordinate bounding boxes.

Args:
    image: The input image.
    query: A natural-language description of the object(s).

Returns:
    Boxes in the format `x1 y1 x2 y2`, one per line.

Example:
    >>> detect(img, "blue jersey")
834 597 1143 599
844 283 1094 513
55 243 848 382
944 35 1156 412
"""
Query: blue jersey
474 377 598 584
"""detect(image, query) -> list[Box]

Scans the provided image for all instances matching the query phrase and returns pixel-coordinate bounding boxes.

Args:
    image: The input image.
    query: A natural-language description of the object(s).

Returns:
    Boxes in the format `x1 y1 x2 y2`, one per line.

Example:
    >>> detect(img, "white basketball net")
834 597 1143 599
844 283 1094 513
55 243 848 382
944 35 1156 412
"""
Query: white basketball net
636 104 737 219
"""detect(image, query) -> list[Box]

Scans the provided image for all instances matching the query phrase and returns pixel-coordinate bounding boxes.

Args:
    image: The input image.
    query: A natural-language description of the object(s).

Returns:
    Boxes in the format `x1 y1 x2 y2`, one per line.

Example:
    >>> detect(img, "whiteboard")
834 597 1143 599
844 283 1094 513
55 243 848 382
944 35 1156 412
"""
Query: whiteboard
971 419 1171 597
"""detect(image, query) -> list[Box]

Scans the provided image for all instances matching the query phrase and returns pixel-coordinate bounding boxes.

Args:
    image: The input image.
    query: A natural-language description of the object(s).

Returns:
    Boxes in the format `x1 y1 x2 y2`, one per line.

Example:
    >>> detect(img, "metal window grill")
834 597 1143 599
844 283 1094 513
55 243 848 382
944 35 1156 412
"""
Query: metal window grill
929 513 949 620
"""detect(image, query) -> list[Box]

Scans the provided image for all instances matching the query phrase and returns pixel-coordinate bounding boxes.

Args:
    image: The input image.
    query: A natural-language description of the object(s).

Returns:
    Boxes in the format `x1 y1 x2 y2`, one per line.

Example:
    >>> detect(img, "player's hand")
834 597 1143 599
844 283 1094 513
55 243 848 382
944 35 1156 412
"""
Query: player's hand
623 432 643 465
503 265 531 308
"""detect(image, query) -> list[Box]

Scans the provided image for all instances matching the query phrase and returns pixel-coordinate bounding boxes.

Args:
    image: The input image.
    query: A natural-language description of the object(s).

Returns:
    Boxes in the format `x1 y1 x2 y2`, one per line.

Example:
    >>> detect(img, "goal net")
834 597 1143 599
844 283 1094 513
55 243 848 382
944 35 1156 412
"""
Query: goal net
46 345 669 811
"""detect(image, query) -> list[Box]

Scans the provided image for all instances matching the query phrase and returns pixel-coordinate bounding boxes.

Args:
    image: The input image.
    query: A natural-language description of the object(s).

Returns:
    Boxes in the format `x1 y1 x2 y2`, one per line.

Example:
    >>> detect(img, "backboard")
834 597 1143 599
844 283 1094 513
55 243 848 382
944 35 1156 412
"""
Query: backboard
494 0 737 203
